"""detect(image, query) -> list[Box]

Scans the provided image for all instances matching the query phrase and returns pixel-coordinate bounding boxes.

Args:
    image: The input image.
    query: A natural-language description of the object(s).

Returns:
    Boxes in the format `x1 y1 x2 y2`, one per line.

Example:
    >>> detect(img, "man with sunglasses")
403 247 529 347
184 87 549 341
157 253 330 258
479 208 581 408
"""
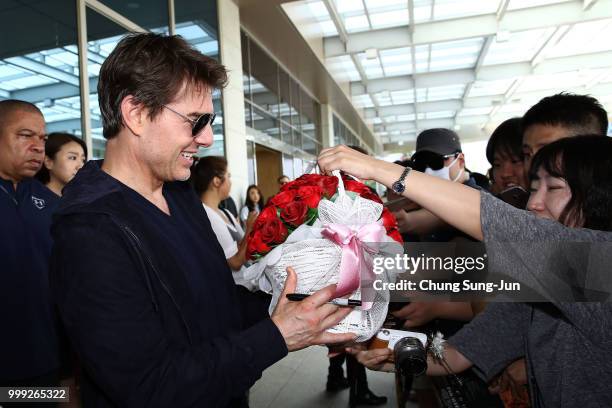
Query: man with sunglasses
49 33 353 408
0 100 62 395
395 128 475 240
388 128 494 406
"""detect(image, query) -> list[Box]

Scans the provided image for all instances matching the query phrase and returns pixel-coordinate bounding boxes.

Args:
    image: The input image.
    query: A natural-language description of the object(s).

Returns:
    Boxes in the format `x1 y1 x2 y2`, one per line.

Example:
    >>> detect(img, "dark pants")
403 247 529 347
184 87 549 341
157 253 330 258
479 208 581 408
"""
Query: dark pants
329 353 369 394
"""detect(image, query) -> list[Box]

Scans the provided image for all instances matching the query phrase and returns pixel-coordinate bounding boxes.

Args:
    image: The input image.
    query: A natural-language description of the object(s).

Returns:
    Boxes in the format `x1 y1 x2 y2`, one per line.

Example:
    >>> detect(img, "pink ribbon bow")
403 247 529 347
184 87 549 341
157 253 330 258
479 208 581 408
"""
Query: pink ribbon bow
321 223 386 309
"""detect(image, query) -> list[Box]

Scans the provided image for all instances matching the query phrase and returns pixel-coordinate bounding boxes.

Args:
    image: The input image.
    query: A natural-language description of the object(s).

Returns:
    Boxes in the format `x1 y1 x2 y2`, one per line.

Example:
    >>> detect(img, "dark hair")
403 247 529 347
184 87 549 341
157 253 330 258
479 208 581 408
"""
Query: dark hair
0 99 42 133
522 93 608 137
529 135 612 230
190 156 227 196
98 33 228 139
35 133 87 184
486 117 523 164
245 185 264 211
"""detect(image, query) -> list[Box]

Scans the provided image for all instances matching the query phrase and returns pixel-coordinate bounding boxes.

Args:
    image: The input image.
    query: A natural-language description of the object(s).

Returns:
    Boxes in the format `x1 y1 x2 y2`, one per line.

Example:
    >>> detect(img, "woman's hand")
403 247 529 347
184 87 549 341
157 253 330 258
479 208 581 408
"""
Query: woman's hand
345 344 395 373
245 210 258 233
318 145 397 182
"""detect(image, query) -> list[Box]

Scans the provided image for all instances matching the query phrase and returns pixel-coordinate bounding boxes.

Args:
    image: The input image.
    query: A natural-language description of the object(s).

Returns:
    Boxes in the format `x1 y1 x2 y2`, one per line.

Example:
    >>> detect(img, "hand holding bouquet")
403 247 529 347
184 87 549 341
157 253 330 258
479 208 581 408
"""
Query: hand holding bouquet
246 171 404 341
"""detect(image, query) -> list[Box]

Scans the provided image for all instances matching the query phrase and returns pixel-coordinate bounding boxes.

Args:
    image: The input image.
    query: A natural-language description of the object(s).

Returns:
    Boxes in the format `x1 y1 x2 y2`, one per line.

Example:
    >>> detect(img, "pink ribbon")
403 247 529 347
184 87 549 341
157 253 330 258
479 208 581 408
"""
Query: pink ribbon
321 223 386 308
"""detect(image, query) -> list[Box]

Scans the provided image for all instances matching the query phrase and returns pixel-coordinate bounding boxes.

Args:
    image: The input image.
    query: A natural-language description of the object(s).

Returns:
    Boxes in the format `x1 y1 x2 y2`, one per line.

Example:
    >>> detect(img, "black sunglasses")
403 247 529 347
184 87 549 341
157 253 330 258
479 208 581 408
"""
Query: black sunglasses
163 105 216 137
412 152 458 171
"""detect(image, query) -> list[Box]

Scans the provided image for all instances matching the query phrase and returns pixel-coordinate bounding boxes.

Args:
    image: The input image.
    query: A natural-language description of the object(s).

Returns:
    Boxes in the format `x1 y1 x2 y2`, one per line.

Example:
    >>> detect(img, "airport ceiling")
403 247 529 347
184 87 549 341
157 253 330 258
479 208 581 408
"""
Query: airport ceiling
282 0 612 149
0 1 220 150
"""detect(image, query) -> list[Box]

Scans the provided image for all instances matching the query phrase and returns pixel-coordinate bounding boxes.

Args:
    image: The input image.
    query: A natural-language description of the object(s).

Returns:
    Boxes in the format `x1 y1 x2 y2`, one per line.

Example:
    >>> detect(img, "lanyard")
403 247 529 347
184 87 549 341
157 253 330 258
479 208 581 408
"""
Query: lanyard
0 183 18 206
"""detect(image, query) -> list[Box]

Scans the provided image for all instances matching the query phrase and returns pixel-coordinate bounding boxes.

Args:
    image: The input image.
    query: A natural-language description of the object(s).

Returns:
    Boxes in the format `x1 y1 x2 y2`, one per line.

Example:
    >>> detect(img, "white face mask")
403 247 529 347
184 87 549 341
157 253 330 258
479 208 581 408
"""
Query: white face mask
425 155 464 182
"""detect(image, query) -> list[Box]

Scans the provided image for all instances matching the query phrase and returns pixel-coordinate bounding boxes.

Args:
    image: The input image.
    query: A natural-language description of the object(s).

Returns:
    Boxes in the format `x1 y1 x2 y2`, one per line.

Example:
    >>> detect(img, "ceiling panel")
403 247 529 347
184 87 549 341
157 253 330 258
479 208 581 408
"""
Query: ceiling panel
282 0 612 148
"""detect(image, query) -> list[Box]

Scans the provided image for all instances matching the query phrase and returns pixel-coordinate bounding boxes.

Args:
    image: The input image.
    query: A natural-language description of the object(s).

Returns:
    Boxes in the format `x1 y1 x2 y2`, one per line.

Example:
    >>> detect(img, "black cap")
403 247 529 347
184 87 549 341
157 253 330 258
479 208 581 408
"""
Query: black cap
415 128 462 156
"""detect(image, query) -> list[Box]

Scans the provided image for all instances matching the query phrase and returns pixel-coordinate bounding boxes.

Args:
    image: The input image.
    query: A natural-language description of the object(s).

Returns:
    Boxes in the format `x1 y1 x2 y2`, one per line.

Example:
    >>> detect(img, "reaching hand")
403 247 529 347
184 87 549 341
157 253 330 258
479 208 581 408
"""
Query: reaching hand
271 267 356 351
499 358 528 399
392 302 439 328
318 145 391 181
245 210 258 233
345 344 395 372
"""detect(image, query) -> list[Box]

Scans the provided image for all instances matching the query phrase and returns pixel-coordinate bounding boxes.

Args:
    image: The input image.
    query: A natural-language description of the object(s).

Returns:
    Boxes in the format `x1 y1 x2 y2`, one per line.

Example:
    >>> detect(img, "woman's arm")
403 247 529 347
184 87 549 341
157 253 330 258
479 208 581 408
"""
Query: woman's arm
318 146 483 240
227 211 258 271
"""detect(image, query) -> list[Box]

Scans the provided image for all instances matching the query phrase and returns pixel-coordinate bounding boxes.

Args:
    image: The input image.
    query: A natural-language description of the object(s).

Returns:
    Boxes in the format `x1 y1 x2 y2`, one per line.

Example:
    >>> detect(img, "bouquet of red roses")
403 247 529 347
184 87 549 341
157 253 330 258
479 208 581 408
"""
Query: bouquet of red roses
244 171 404 342
247 174 402 260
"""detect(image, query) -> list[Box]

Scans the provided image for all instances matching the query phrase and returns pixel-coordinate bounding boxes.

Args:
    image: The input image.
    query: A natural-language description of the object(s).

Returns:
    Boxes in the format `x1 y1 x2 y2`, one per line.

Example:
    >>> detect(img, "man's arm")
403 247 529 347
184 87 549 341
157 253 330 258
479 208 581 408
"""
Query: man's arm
51 216 354 407
51 216 288 407
395 208 448 236
392 301 474 328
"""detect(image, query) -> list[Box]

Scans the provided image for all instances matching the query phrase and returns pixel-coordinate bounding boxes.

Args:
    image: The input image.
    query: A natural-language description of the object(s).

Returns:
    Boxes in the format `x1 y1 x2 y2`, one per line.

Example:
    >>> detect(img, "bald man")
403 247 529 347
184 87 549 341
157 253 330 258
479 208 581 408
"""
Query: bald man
0 100 61 394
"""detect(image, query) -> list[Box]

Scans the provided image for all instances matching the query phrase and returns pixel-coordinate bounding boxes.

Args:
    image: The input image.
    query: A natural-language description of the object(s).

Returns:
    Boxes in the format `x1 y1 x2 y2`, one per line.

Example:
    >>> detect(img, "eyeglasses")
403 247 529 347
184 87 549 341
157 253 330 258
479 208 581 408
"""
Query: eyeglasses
163 105 216 137
412 152 459 171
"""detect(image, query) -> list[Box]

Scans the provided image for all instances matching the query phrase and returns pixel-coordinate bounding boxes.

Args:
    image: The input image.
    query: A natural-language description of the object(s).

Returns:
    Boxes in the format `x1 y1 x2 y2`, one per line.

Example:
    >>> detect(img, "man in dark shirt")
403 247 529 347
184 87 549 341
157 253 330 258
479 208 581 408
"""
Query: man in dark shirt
50 33 354 408
0 100 61 391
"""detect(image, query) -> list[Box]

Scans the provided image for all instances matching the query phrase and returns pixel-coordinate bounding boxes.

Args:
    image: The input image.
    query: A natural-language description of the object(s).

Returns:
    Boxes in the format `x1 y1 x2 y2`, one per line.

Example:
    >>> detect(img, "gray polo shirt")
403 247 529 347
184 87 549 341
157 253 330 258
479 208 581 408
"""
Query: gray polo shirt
448 192 612 408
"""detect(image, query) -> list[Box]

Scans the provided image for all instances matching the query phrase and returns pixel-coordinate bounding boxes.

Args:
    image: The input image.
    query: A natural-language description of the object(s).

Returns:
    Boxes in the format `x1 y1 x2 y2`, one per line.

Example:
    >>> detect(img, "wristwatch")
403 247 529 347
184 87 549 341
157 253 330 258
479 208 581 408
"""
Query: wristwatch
391 166 411 194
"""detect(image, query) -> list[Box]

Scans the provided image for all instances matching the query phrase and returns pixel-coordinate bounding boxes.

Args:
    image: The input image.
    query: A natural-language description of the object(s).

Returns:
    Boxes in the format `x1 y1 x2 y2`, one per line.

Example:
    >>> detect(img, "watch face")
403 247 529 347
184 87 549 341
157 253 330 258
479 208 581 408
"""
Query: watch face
392 181 405 194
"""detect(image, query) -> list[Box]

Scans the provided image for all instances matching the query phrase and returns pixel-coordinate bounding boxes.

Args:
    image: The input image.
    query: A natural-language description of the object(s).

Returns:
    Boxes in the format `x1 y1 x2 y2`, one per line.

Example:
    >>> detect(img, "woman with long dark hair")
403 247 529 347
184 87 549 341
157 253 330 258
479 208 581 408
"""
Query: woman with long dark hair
339 136 612 407
240 184 264 227
36 132 87 196
191 156 270 327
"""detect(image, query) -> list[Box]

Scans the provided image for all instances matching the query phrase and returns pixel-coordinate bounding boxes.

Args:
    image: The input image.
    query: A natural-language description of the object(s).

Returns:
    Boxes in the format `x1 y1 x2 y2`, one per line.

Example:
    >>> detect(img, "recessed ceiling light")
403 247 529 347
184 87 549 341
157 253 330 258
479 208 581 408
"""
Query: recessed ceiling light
365 48 378 60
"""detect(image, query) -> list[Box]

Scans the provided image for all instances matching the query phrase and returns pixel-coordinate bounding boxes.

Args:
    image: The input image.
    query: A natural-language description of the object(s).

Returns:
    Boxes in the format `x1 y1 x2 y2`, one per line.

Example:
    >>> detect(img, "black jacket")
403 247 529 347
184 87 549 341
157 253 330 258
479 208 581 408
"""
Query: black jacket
50 161 287 407
0 178 60 381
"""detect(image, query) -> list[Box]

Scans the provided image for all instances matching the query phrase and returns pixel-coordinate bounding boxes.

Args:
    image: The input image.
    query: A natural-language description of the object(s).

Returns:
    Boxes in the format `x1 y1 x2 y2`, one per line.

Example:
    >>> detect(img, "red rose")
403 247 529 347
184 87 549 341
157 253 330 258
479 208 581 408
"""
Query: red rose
298 174 321 183
381 208 398 230
280 201 308 227
296 186 323 208
343 179 371 196
254 206 278 230
270 190 296 207
387 228 403 243
361 188 382 204
259 206 278 221
247 231 271 259
318 176 339 198
260 218 288 244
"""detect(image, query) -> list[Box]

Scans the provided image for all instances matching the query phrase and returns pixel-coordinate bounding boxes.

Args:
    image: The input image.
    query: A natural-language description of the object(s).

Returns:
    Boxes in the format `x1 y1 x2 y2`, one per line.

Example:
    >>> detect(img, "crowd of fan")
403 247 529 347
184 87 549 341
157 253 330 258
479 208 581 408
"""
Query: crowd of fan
0 31 610 408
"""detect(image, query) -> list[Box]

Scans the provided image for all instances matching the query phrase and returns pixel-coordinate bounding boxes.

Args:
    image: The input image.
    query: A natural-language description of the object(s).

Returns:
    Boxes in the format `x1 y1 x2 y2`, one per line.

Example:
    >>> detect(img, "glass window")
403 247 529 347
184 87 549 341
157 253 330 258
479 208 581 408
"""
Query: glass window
246 140 256 185
278 69 294 145
241 31 251 101
282 153 294 180
86 8 133 158
293 157 303 179
175 0 222 156
98 0 169 33
241 30 321 156
244 101 253 128
250 40 279 114
0 1 82 138
253 105 280 140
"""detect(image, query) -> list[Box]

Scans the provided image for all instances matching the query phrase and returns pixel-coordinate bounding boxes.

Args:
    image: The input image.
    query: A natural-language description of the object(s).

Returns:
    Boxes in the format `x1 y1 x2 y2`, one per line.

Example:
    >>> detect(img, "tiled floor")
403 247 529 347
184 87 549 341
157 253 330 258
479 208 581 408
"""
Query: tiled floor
250 345 417 408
